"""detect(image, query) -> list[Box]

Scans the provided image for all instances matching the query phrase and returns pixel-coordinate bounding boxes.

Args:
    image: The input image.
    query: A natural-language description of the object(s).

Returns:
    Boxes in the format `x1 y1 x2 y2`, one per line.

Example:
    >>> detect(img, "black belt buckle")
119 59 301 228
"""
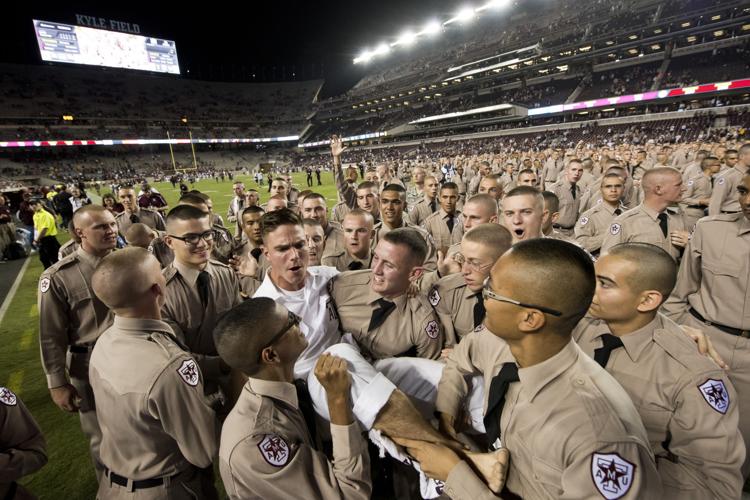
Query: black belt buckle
106 469 166 491
69 345 92 354
689 308 748 338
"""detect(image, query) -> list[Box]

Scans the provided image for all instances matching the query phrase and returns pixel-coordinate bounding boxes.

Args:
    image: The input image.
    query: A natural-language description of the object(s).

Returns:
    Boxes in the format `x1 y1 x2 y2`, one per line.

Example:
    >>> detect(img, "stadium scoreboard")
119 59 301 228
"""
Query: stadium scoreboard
33 19 180 74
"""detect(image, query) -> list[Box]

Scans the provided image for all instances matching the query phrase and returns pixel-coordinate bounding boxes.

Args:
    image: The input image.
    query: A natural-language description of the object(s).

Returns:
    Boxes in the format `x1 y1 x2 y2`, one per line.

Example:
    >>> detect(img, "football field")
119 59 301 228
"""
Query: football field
0 171 340 498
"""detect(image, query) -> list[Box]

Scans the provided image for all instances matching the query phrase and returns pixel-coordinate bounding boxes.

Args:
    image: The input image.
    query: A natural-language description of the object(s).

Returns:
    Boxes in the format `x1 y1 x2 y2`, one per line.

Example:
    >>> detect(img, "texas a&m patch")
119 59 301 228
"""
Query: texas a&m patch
258 434 291 467
0 387 17 406
591 452 634 499
428 287 441 307
698 379 730 414
177 359 200 387
425 320 439 339
39 277 51 293
579 217 589 226
609 223 621 235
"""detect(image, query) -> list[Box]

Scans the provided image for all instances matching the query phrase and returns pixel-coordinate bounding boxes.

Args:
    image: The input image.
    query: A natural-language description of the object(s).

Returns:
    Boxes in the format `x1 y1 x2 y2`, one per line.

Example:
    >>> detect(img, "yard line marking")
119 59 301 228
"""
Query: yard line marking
0 258 30 326
7 370 24 394
19 327 35 350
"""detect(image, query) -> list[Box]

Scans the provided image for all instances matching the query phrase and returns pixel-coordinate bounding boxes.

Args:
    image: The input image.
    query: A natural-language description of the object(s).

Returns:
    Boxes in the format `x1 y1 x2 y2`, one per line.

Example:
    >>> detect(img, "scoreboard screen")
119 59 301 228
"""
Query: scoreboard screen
33 19 180 74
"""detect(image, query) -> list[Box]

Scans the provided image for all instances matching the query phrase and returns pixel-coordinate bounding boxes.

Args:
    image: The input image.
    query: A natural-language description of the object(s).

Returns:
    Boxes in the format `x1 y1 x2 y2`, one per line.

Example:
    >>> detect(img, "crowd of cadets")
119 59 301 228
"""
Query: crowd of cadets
2 135 749 499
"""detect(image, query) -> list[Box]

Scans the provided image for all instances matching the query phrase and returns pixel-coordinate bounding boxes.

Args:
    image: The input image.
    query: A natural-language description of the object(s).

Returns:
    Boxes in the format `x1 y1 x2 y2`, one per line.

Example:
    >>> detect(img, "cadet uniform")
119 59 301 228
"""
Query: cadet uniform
430 273 484 347
708 164 748 215
573 314 744 498
549 179 582 235
38 247 113 476
680 174 712 229
219 378 371 500
406 185 424 210
161 260 242 394
421 209 464 251
57 238 79 261
226 196 246 238
437 331 662 499
600 204 687 262
580 175 637 213
574 202 625 255
371 219 437 271
322 222 346 257
408 198 437 227
115 209 165 238
329 270 444 360
90 316 218 499
662 212 750 477
321 250 371 272
0 387 47 499
331 202 351 225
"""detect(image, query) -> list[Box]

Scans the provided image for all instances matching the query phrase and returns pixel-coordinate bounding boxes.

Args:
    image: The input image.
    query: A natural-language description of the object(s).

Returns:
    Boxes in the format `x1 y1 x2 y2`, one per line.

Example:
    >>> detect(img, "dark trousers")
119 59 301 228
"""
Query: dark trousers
38 235 60 269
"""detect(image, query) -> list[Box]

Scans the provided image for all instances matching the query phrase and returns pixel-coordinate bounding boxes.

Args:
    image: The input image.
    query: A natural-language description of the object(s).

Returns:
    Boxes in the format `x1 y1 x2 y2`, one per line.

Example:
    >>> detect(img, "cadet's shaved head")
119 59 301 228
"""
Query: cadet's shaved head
214 298 300 375
605 243 677 298
641 167 680 194
466 194 499 216
463 224 512 259
492 239 595 333
72 204 110 226
124 223 155 248
92 248 161 310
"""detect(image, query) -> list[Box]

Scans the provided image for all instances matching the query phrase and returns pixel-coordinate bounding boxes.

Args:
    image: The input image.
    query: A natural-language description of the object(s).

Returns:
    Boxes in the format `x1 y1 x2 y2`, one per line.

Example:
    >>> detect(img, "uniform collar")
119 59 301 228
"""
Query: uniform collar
247 378 299 409
112 315 175 336
76 246 106 268
366 282 409 312
439 208 456 220
639 203 662 221
595 316 661 363
518 338 579 403
601 202 625 215
173 260 207 286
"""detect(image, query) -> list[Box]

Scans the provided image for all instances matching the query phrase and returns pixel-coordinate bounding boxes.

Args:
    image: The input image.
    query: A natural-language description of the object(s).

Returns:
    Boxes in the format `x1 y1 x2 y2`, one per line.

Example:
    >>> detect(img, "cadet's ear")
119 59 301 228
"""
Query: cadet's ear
550 211 560 224
518 309 546 333
260 346 280 365
408 265 425 283
636 290 663 313
489 215 498 224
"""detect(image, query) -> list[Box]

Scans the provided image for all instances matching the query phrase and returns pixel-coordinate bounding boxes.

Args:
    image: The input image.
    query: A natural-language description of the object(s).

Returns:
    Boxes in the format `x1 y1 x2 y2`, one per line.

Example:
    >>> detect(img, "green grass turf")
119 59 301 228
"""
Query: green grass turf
0 172 339 498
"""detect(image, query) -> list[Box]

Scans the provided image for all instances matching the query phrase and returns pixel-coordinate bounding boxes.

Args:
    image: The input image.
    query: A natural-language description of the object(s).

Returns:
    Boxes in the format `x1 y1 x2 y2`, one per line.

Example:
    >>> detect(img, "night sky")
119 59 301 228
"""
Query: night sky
2 0 471 96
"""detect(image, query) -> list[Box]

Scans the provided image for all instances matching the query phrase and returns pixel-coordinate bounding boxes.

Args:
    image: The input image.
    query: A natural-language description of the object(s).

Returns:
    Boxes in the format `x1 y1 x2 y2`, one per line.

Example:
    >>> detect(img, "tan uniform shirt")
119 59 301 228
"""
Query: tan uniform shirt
600 203 687 261
550 179 582 229
115 208 165 238
680 174 712 228
322 222 346 258
321 250 371 272
329 270 443 360
331 201 351 225
573 314 744 498
431 273 482 347
437 331 661 499
38 247 113 388
57 238 78 261
371 219 437 271
580 176 636 213
574 202 625 254
408 198 437 226
0 387 47 484
89 316 217 480
147 231 174 268
219 379 370 500
161 260 242 381
708 165 748 215
406 184 424 209
422 209 464 251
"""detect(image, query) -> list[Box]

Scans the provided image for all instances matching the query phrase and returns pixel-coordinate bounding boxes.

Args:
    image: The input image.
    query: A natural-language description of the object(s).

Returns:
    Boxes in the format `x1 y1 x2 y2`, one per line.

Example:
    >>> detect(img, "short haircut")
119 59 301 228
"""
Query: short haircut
606 243 677 299
642 167 680 193
303 193 326 204
382 227 428 266
214 298 290 375
541 191 560 213
166 205 209 225
466 194 499 215
605 166 626 176
484 173 504 184
241 206 265 218
260 208 302 239
272 177 286 184
72 204 109 225
440 182 459 193
178 193 209 206
357 181 377 191
507 239 595 333
302 218 322 229
382 184 407 195
518 168 536 178
463 223 512 258
739 143 750 155
92 247 156 309
344 208 375 226
725 149 738 156
701 156 720 169
602 173 624 183
118 184 135 192
506 185 542 199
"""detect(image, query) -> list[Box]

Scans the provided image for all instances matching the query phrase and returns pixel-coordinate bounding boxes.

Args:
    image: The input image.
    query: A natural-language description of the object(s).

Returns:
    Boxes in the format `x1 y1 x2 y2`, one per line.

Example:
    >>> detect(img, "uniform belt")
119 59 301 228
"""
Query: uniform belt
721 210 740 214
689 308 750 338
105 469 178 490
552 224 574 230
69 345 94 354
685 205 704 209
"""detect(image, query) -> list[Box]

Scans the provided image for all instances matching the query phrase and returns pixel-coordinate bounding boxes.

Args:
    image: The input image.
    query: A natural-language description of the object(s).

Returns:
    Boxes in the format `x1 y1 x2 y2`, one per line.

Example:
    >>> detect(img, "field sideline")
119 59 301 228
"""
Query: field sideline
0 172 340 499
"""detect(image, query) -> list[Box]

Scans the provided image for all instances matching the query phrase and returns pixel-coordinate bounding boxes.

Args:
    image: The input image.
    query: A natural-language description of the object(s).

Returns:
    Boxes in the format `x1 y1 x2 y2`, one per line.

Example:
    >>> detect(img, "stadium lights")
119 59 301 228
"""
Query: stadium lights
374 43 390 56
446 7 476 25
476 0 510 12
394 31 417 47
421 21 442 35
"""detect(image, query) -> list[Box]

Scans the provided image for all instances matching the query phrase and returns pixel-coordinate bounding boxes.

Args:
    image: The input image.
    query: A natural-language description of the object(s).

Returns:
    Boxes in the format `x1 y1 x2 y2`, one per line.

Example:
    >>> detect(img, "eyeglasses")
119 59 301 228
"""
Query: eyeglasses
481 277 563 317
260 311 301 358
168 230 214 246
453 252 493 272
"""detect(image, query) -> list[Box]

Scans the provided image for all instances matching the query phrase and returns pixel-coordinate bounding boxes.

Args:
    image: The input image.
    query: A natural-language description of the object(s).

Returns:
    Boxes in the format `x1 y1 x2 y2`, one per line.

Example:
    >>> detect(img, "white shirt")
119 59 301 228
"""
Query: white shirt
253 266 341 379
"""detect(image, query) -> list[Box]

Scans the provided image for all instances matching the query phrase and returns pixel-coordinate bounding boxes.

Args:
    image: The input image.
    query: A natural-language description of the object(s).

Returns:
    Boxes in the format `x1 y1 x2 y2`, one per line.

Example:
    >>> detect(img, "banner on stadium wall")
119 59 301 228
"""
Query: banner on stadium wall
0 136 300 149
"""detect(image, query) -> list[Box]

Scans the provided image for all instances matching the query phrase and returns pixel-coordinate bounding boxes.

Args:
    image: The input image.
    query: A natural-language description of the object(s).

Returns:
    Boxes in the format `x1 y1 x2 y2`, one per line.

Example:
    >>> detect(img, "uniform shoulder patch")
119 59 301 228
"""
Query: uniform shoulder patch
39 276 51 293
258 434 291 467
579 216 589 226
425 320 439 339
0 387 17 406
718 177 725 185
591 452 635 499
176 359 200 387
428 287 441 307
609 223 621 235
687 179 694 186
698 378 730 414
